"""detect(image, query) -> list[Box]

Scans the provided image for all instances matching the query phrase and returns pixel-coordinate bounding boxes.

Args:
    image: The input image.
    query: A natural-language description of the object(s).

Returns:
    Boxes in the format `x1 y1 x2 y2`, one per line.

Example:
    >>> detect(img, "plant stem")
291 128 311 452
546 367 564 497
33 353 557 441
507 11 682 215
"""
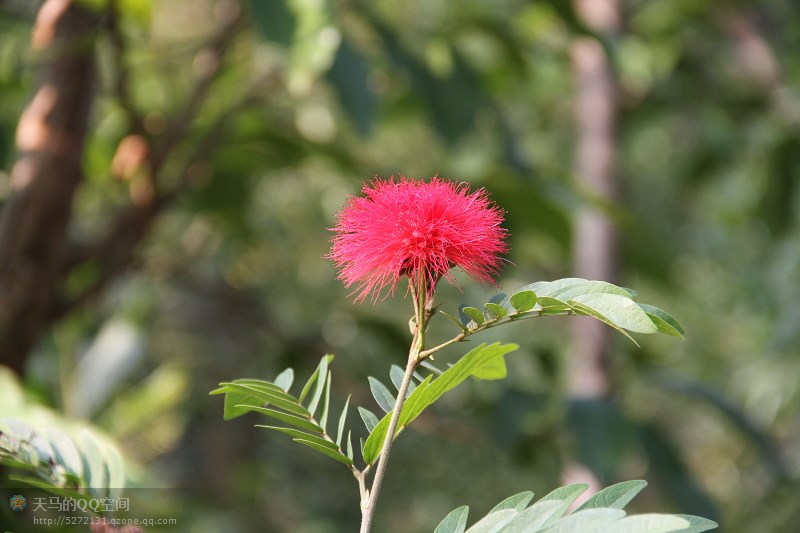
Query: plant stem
359 278 426 533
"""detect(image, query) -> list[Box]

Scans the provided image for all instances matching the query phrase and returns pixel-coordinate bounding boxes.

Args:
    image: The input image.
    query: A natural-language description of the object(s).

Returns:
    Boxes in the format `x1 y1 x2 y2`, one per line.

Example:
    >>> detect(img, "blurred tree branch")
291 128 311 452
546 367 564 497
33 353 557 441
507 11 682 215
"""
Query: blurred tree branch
0 0 245 375
0 0 98 374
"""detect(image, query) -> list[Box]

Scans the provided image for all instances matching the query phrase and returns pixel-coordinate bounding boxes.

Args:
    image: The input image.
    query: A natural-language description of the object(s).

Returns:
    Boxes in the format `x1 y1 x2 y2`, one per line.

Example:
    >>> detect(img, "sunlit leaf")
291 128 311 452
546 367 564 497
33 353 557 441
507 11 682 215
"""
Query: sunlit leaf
510 290 537 312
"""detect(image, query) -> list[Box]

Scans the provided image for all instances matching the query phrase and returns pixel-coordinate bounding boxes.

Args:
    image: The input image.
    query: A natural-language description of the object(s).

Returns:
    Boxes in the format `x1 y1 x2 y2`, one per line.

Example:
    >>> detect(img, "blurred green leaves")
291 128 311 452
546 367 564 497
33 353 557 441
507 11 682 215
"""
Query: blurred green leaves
433 481 717 533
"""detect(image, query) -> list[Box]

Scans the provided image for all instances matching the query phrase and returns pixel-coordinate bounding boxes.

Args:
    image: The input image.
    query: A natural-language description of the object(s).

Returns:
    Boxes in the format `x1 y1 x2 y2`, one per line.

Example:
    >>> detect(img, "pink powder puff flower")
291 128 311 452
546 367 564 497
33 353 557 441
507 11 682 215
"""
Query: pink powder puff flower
327 176 509 302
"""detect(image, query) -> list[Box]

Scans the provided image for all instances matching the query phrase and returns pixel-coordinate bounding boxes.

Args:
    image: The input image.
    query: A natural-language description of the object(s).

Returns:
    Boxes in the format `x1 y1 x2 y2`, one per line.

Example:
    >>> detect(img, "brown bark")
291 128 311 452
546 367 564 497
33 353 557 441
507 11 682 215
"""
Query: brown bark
0 0 98 374
0 1 244 376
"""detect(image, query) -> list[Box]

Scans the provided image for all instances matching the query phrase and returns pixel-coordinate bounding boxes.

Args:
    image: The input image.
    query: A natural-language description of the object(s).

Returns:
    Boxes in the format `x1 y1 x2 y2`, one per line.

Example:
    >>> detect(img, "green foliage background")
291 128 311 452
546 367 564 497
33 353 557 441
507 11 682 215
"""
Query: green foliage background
1 0 799 531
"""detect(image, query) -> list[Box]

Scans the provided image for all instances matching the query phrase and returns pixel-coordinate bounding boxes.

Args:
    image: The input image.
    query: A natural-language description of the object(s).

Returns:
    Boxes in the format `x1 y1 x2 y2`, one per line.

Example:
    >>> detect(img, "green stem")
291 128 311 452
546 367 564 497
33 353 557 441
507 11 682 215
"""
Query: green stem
359 277 427 533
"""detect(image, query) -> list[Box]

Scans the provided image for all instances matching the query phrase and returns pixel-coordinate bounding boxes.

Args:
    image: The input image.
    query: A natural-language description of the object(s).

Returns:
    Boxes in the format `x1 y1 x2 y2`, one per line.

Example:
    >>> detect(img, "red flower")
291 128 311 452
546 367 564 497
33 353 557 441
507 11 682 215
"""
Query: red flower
328 177 509 302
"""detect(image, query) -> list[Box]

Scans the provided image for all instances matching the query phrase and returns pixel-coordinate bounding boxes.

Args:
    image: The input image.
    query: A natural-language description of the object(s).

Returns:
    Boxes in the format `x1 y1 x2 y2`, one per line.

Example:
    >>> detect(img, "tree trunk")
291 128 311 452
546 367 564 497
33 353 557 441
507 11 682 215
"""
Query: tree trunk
568 0 619 399
0 0 97 374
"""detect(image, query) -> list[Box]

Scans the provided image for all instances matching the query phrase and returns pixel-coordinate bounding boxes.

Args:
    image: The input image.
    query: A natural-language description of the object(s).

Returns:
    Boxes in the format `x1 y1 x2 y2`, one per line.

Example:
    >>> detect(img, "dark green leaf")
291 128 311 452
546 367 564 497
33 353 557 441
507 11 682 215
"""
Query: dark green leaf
255 425 337 450
249 0 295 45
234 405 322 434
292 439 353 466
327 37 375 135
639 304 685 338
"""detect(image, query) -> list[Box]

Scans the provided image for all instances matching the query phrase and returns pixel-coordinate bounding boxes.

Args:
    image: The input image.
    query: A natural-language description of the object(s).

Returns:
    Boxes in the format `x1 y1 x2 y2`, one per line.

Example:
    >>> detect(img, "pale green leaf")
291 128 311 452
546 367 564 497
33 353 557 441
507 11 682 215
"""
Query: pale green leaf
672 515 718 532
307 356 330 416
273 368 294 392
435 505 469 533
391 365 417 396
598 514 691 533
368 377 396 413
548 280 634 301
466 509 518 532
539 508 625 533
336 395 351 447
301 355 333 407
502 500 565 532
577 480 648 511
358 406 380 433
320 370 332 432
490 491 534 513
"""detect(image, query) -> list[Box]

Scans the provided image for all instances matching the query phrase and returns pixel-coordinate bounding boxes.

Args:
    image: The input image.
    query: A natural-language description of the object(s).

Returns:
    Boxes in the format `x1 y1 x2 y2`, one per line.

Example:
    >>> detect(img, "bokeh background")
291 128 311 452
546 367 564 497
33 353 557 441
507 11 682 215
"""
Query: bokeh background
1 0 799 531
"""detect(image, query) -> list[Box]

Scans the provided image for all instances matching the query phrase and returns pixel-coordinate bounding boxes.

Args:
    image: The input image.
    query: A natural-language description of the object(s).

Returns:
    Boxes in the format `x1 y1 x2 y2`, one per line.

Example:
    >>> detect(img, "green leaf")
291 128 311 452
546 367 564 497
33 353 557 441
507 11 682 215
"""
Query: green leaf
540 483 589 507
434 505 469 533
599 514 691 533
336 395 350 447
567 299 640 346
368 377 396 413
358 407 380 433
577 480 648 511
307 355 331 416
570 294 657 334
539 508 626 533
320 371 332 432
293 439 353 466
548 280 634 301
502 500 565 532
390 365 417 396
638 304 685 338
273 368 294 392
255 425 337 450
537 296 573 312
484 302 507 318
510 290 537 312
328 37 376 135
220 383 309 417
673 515 719 533
465 509 517 532
362 343 518 464
489 491 534 513
462 306 485 325
346 431 353 461
234 405 322 434
439 309 469 332
300 354 333 405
